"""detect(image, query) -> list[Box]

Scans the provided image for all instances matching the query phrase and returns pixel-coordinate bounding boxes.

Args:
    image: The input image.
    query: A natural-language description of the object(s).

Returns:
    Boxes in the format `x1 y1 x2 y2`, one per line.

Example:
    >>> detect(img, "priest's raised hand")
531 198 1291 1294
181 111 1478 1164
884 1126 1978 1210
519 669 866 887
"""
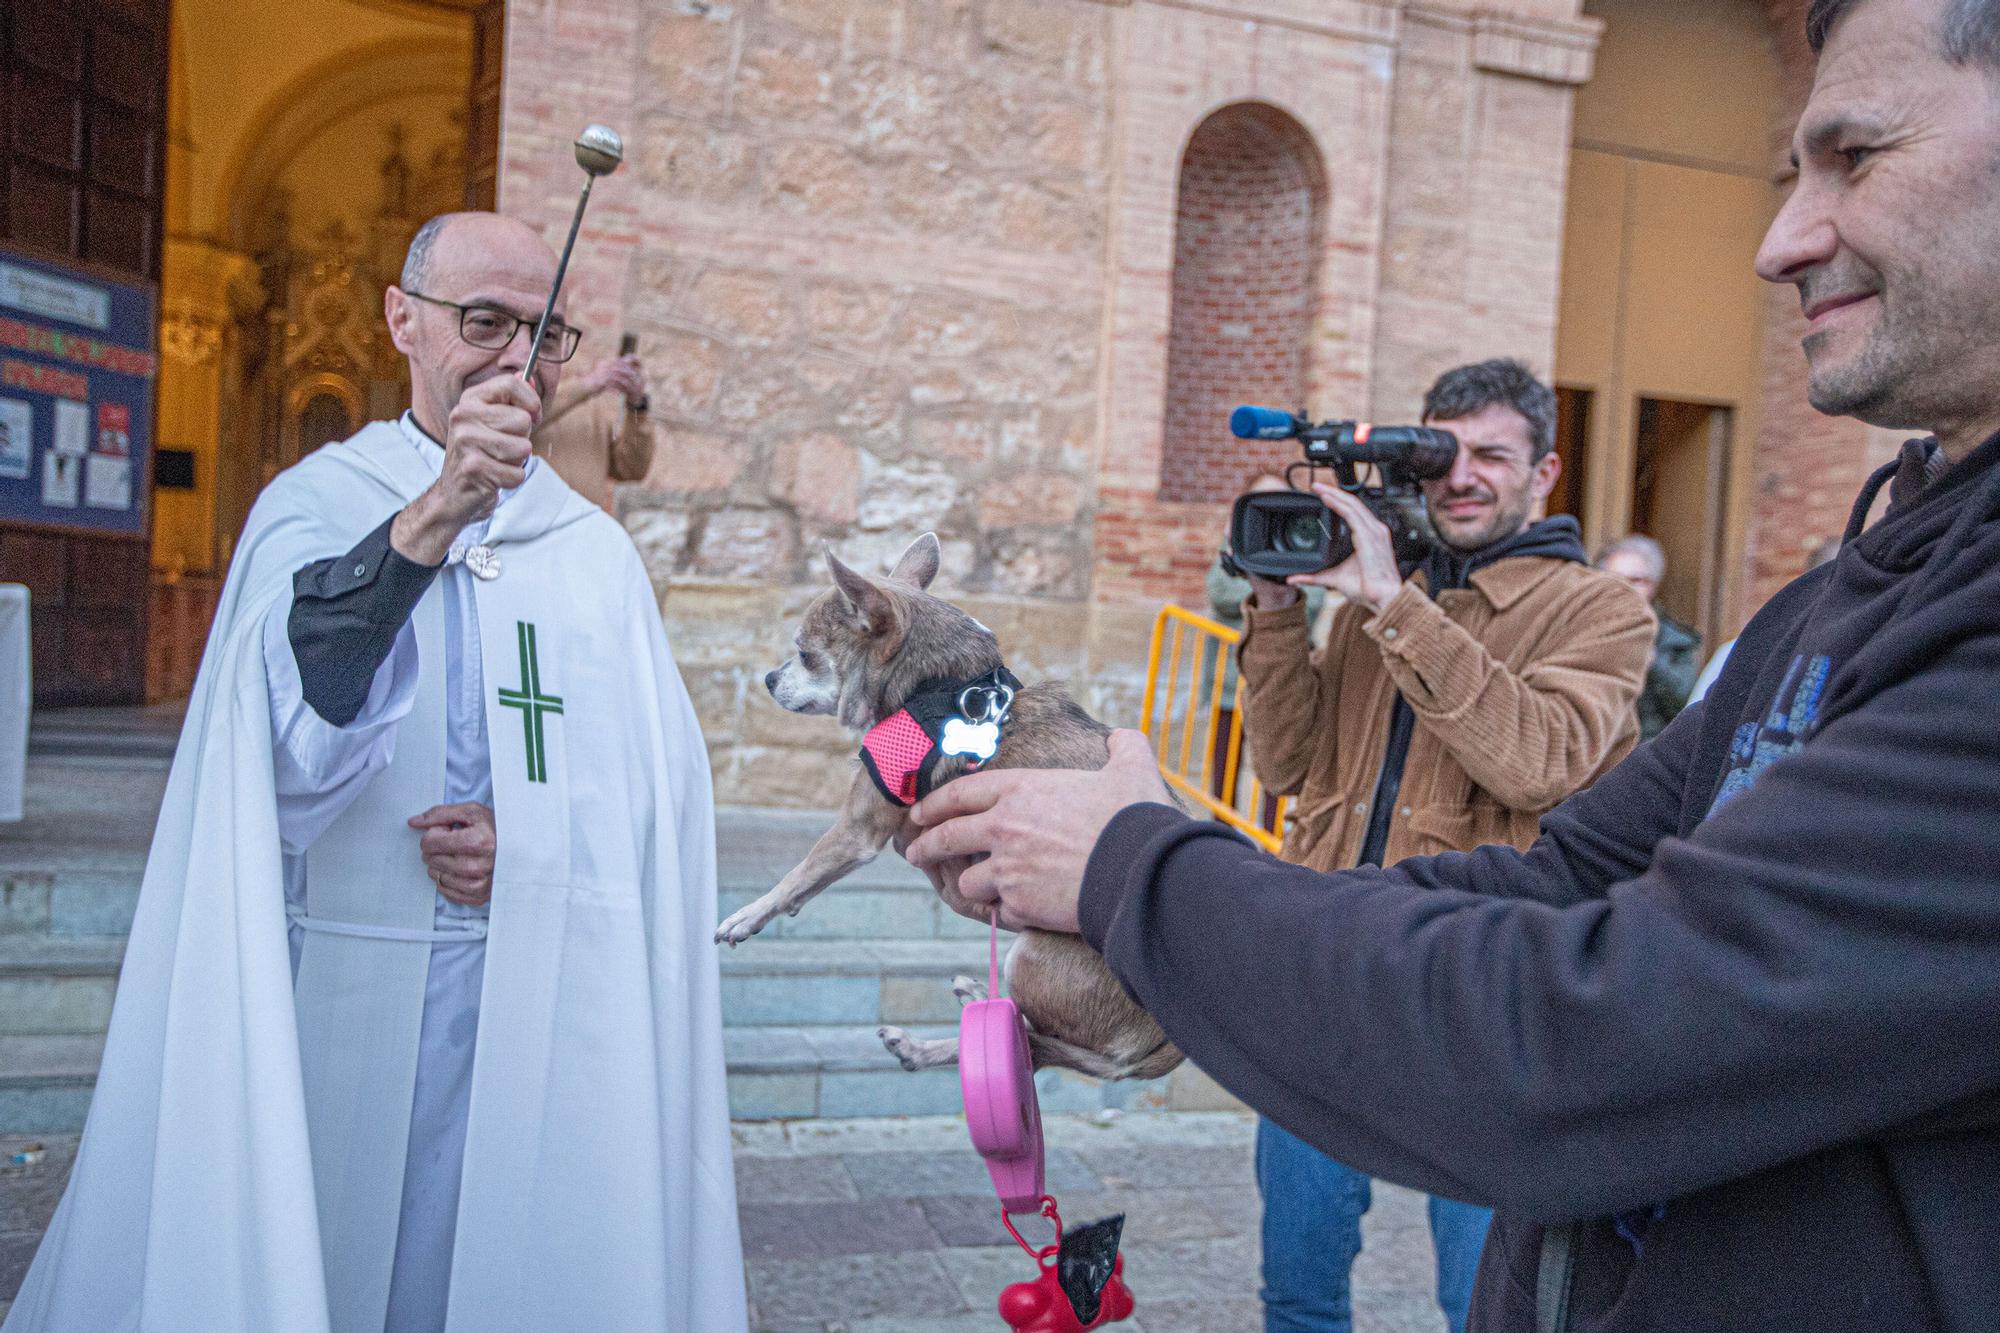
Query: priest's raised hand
390 372 541 567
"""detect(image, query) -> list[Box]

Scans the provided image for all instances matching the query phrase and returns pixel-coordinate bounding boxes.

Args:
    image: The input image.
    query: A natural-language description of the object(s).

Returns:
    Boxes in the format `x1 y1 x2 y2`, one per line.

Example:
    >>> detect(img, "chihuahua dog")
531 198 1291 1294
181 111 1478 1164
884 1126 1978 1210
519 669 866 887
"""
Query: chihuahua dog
715 533 1183 1084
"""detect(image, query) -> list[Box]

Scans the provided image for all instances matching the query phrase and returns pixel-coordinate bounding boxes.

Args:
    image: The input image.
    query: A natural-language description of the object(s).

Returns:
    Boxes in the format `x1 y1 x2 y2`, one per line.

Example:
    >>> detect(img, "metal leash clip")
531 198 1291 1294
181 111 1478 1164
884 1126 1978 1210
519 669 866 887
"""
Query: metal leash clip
957 678 1016 727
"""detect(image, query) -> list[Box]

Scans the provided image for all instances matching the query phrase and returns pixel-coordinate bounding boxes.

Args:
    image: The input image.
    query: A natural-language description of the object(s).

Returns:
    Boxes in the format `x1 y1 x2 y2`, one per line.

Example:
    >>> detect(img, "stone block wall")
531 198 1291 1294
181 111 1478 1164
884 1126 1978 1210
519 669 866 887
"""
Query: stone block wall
1091 1 1401 609
504 0 1123 801
1368 7 1597 437
499 0 1646 807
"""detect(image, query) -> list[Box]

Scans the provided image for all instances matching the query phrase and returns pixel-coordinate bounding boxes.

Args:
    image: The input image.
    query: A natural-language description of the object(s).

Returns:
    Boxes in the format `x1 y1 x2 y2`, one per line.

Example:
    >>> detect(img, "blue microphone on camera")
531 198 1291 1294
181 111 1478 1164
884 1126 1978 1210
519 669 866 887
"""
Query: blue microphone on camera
1230 406 1300 440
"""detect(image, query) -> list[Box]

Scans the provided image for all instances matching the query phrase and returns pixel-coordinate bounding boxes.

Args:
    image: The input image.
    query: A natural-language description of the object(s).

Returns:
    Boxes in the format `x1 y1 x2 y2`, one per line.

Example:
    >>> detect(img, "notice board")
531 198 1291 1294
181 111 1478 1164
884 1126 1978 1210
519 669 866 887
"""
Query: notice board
0 246 157 537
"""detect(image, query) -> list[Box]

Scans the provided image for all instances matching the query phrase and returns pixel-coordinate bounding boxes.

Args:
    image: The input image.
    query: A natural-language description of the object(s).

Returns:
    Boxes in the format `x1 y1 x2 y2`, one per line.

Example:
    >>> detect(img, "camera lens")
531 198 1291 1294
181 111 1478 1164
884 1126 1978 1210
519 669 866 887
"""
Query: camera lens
1278 512 1325 554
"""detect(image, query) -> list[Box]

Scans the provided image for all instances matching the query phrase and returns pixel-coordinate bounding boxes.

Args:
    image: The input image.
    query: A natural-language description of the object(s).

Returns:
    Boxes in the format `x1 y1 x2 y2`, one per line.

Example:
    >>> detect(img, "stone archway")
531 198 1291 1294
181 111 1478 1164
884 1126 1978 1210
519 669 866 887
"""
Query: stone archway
147 15 474 699
216 37 470 255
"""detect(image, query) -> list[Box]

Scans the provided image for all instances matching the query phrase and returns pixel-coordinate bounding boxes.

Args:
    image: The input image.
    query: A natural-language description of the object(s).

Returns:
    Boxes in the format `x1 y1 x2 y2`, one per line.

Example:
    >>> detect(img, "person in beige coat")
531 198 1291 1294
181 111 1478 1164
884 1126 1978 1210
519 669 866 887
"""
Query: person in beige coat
1234 359 1653 1333
530 350 653 509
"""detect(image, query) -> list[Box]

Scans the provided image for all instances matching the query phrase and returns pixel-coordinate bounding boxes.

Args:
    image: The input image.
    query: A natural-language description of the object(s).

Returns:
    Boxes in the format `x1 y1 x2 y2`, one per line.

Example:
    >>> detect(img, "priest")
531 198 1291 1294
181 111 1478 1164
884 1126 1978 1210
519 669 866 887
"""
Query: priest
5 213 746 1332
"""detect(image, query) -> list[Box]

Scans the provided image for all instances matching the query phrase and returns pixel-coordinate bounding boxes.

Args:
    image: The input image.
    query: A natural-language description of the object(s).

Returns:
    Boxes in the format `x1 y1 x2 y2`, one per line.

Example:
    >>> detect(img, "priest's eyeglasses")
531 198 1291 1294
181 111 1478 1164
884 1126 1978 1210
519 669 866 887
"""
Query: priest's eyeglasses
404 291 583 364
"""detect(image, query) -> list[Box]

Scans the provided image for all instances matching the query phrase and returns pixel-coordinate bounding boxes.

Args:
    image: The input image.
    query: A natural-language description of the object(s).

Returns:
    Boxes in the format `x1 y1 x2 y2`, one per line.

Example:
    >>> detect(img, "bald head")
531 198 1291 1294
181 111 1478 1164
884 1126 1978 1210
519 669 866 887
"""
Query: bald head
400 212 559 299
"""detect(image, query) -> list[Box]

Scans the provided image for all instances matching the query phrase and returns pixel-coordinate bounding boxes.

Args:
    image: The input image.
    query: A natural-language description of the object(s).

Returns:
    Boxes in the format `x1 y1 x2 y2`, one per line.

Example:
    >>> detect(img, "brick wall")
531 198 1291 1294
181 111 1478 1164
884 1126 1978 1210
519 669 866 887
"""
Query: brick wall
1369 9 1589 432
1091 2 1401 609
1160 103 1325 504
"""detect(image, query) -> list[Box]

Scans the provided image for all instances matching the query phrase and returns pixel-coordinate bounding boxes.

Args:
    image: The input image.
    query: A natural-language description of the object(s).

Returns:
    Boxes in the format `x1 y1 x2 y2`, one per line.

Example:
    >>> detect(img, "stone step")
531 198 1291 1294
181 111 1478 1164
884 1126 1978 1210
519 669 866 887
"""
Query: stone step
718 938 1012 1028
6 853 956 947
0 925 995 1036
0 937 122 1036
3 792 949 943
712 807 965 944
0 753 166 940
0 1034 103 1134
722 1023 1179 1121
28 704 185 760
1 1022 1221 1134
714 884 984 942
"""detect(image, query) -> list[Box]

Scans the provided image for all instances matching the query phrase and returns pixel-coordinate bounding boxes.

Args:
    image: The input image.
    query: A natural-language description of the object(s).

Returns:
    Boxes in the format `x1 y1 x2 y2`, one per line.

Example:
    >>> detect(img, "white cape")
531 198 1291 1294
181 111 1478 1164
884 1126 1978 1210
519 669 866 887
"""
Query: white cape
6 422 746 1332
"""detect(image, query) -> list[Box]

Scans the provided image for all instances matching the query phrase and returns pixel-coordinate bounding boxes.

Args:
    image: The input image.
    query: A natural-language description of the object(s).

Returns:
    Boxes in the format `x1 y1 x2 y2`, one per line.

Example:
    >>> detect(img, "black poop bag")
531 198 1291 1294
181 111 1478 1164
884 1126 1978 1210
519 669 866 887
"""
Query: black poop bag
1057 1213 1125 1324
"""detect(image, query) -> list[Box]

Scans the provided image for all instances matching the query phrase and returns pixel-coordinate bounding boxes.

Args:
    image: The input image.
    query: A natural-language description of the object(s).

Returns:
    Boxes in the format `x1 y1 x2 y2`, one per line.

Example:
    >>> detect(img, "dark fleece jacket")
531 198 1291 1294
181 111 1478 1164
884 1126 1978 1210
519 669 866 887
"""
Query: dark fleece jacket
1078 432 2000 1332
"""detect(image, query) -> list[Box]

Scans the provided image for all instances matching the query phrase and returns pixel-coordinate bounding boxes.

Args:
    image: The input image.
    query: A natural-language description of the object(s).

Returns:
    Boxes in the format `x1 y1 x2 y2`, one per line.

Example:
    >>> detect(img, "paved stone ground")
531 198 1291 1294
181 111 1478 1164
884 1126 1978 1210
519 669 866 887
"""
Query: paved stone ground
3 1113 1446 1330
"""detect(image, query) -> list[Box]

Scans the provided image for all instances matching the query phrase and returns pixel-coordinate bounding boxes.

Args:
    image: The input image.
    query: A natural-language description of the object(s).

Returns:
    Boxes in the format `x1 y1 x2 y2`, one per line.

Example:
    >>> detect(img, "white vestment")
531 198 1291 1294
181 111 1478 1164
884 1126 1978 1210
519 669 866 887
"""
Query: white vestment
6 419 747 1333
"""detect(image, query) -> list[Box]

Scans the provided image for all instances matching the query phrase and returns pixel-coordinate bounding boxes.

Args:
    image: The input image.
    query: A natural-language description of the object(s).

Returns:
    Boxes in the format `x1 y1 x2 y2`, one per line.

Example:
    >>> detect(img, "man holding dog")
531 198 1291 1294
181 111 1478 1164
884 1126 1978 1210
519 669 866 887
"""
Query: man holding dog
7 212 746 1332
906 0 2000 1328
1235 359 1653 1333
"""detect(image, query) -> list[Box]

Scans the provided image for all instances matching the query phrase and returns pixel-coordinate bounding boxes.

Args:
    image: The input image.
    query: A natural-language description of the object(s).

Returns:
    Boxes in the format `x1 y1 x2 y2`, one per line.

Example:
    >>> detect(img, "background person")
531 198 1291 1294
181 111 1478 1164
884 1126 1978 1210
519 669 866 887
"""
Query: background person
531 344 653 510
1594 534 1701 739
1234 359 1653 1333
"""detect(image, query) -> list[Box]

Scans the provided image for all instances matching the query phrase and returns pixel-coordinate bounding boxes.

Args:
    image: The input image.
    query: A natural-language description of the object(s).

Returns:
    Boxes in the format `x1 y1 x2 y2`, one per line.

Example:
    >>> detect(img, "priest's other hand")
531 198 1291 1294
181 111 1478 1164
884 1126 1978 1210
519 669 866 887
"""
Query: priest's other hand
905 730 1172 934
409 802 497 907
391 375 541 565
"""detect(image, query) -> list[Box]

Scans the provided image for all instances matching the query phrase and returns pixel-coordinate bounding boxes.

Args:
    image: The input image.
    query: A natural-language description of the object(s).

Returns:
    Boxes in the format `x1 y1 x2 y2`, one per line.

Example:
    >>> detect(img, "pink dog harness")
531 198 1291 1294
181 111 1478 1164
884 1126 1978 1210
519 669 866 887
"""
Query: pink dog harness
859 667 1020 807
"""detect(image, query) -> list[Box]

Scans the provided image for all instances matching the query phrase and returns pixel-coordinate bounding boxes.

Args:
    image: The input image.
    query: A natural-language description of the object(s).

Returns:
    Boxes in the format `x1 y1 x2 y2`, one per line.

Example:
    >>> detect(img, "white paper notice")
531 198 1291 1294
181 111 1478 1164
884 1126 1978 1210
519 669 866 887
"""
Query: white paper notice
42 450 79 507
0 398 29 480
85 453 131 510
52 399 87 457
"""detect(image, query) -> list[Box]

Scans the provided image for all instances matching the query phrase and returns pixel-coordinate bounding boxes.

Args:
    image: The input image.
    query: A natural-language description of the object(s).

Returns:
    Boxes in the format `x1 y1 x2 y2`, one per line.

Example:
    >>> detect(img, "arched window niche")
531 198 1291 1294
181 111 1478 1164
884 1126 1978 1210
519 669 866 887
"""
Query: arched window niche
1159 102 1328 504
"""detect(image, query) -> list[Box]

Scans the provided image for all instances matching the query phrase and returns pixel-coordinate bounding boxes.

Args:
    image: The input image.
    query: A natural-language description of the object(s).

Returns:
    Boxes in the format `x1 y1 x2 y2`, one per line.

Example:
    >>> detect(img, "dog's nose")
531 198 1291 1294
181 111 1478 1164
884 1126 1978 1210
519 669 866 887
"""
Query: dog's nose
764 670 778 693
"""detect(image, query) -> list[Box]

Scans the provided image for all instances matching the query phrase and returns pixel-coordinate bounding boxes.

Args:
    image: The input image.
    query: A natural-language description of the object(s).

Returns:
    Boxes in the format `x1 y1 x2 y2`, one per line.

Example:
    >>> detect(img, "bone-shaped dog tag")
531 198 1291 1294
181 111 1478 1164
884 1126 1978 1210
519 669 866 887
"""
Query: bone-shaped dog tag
941 716 1001 762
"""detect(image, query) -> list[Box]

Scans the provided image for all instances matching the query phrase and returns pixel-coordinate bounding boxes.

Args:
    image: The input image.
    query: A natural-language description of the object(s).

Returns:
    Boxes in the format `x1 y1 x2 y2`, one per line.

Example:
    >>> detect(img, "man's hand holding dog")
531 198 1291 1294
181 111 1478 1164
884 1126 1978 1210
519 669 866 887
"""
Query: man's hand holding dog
391 375 541 566
1250 482 1405 615
905 730 1172 934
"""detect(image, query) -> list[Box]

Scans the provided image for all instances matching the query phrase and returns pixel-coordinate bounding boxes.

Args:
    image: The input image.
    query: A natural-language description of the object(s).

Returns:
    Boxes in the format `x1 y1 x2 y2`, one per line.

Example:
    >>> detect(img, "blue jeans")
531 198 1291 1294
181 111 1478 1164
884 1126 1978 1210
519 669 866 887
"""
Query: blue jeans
1256 1117 1492 1333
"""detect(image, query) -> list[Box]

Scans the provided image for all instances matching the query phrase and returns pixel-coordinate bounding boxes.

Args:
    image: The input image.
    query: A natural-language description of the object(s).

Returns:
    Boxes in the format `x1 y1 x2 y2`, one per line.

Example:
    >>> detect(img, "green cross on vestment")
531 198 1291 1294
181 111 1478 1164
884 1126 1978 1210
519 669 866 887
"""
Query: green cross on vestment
498 620 562 783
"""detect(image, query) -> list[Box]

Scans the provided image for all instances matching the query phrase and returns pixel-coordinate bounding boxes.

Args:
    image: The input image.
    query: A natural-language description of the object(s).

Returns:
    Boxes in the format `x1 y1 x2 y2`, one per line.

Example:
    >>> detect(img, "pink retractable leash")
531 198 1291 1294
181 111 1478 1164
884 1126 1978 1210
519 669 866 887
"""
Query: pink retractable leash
960 915 1046 1212
960 916 1134 1330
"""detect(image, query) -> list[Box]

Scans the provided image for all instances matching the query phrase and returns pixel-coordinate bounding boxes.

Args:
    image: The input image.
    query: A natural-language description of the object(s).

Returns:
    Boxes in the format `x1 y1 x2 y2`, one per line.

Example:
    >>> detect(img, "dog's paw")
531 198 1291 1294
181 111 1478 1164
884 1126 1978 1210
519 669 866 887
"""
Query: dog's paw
714 903 774 946
951 974 988 1007
877 1026 924 1072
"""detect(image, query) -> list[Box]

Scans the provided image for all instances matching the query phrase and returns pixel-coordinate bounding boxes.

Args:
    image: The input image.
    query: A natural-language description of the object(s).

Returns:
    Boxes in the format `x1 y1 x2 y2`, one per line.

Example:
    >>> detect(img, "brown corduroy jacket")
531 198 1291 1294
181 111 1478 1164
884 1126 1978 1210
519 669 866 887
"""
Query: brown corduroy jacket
1236 556 1654 872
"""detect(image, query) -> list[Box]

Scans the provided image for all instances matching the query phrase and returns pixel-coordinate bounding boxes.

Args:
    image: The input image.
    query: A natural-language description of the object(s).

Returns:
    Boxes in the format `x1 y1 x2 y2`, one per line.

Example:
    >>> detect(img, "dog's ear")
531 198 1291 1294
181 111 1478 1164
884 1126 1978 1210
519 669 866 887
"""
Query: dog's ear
827 550 895 634
889 533 942 590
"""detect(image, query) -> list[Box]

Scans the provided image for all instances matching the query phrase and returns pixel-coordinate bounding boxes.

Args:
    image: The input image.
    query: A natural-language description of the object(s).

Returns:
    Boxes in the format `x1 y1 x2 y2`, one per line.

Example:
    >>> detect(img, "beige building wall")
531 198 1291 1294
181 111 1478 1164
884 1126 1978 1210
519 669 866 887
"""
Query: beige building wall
1555 0 1782 644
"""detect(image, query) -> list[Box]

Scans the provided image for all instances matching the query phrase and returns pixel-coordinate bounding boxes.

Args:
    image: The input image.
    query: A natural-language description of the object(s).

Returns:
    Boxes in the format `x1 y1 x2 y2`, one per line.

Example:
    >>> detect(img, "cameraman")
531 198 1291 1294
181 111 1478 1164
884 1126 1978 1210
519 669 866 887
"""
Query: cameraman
1234 360 1653 1333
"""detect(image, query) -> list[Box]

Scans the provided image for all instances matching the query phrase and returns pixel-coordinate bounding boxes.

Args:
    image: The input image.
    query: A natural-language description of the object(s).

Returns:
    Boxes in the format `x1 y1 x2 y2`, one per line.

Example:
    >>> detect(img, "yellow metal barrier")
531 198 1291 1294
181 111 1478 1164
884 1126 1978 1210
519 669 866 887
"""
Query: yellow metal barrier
1139 604 1288 852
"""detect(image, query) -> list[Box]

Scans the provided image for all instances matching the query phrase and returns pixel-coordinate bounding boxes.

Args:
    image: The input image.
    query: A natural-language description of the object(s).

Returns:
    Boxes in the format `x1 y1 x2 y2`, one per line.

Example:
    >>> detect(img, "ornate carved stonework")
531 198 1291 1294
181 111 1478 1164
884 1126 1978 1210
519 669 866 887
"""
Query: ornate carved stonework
282 222 389 380
161 308 225 366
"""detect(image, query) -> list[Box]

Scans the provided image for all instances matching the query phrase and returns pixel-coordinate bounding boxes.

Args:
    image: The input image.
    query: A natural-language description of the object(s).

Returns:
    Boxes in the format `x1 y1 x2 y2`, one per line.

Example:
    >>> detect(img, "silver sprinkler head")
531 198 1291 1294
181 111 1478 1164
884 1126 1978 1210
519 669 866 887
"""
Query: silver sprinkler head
573 124 624 178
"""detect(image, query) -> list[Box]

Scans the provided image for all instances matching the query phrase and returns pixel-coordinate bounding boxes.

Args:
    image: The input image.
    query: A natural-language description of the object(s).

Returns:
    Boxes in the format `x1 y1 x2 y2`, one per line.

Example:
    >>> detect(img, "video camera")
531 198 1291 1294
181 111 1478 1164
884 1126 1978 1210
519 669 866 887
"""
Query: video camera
1223 406 1459 579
